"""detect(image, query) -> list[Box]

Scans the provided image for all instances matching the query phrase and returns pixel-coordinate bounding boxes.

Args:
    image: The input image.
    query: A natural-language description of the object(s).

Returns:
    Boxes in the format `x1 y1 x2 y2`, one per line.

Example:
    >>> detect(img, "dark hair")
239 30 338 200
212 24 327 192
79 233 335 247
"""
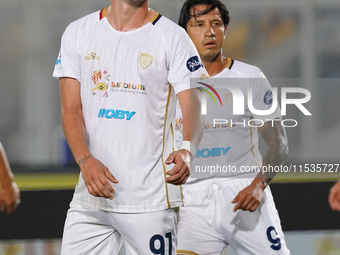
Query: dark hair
179 0 230 30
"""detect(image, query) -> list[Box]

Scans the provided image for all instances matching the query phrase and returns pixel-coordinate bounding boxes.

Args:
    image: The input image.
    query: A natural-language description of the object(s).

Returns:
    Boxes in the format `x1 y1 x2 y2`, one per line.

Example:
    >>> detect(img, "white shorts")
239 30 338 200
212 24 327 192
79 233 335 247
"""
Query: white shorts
61 201 178 255
177 178 290 255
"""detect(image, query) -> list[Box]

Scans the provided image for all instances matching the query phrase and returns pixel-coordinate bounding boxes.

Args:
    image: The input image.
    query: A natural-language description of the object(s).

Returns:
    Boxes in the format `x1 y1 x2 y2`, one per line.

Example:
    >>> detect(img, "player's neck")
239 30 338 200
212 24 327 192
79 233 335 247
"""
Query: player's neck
202 52 226 77
108 0 153 31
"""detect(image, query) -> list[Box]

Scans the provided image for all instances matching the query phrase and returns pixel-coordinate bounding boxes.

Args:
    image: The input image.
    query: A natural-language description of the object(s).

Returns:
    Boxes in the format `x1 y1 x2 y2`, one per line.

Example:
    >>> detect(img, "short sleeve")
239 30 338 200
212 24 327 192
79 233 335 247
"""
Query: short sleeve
52 23 81 81
249 69 281 123
167 31 209 94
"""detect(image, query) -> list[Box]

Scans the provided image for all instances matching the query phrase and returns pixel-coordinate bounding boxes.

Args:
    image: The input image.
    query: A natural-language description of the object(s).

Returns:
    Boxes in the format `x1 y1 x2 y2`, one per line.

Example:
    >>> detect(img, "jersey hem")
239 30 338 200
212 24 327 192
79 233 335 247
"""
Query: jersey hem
72 196 183 213
176 250 199 255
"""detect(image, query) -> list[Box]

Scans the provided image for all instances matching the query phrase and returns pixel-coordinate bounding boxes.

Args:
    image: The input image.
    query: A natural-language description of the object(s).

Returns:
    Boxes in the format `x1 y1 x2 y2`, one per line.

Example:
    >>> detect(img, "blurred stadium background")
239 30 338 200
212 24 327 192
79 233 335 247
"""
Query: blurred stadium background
0 0 340 254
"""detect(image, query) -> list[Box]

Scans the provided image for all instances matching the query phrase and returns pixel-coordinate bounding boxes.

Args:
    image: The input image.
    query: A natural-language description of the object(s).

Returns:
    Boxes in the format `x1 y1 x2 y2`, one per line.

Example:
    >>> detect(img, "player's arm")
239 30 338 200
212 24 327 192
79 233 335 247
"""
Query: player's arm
165 88 203 185
329 180 340 211
232 119 288 212
60 77 118 199
0 143 20 214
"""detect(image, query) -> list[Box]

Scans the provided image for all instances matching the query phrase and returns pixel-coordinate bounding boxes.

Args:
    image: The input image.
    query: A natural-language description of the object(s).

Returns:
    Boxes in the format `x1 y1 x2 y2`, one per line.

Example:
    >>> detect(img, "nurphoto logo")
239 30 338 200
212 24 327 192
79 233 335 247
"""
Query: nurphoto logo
195 79 312 128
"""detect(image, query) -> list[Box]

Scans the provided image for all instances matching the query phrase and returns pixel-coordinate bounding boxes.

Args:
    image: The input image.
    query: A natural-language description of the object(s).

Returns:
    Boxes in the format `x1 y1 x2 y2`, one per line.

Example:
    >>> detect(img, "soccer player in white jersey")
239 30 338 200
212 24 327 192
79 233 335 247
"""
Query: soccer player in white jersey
52 0 206 254
176 0 290 254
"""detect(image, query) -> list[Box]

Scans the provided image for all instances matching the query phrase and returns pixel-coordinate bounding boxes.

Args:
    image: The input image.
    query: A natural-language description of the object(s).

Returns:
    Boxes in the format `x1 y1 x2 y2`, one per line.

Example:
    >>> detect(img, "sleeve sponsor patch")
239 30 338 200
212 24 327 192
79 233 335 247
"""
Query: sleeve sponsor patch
186 56 203 72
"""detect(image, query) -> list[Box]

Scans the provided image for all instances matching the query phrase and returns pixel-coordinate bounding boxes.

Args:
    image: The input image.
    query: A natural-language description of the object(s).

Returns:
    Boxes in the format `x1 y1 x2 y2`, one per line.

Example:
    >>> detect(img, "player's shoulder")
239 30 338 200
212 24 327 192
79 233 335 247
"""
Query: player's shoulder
152 14 183 31
64 10 102 36
228 59 266 78
151 12 190 42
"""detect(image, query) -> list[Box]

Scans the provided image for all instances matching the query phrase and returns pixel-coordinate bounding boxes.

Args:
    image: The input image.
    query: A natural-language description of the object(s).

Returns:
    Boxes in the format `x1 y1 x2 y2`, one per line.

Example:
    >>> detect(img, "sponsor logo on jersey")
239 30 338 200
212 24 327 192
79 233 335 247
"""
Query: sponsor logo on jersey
110 82 147 95
264 90 273 105
55 52 61 65
186 56 203 72
199 73 210 80
85 52 99 60
140 53 154 69
91 70 147 96
205 122 236 130
92 70 109 96
93 82 107 92
111 82 146 91
195 147 230 158
98 108 136 120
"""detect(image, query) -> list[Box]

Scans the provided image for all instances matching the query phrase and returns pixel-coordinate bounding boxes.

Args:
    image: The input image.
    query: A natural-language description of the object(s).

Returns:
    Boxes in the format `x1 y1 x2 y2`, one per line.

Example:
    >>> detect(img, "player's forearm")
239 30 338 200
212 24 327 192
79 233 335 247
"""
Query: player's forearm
262 138 288 168
261 122 289 170
255 120 289 187
180 89 204 150
253 139 288 187
61 105 91 165
0 143 14 187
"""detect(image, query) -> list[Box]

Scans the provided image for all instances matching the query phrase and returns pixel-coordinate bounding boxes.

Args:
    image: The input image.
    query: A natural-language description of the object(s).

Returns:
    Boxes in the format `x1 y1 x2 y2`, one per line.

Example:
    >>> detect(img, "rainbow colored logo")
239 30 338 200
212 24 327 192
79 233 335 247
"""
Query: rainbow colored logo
197 82 223 106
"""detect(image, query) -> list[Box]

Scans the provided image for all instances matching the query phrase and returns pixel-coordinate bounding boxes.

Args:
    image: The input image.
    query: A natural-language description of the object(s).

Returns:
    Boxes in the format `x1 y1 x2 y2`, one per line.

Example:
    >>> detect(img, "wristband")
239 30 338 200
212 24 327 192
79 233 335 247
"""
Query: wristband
179 141 197 157
261 180 268 187
262 178 273 188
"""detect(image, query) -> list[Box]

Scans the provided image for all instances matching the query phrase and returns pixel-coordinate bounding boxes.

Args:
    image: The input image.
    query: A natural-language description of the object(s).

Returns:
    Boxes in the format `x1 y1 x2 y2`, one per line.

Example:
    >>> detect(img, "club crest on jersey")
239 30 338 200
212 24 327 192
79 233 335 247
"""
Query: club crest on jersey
140 53 154 69
85 52 99 60
225 93 233 107
264 90 273 105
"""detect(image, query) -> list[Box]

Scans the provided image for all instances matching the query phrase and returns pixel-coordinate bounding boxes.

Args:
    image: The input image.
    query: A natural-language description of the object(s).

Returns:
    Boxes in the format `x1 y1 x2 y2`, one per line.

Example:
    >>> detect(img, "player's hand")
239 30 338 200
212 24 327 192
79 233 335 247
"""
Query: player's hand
329 180 340 211
165 149 191 185
79 155 118 199
0 181 20 215
231 180 265 212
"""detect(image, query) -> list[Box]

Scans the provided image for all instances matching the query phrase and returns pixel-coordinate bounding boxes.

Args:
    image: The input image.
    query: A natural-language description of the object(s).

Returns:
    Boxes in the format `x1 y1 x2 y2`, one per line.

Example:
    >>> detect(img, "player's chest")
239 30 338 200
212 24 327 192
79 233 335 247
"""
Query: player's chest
203 86 253 121
79 30 167 79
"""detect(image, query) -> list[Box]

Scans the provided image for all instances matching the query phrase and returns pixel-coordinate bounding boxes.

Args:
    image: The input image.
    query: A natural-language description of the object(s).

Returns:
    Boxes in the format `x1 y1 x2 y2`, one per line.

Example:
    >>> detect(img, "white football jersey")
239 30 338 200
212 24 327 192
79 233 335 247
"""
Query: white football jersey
53 7 209 213
174 58 281 183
